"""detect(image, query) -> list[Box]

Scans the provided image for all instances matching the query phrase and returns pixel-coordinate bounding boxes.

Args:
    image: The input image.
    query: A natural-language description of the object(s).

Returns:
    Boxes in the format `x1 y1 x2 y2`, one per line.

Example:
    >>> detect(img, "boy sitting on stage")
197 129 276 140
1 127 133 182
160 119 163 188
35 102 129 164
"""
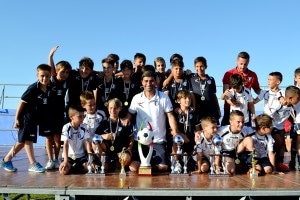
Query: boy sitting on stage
216 110 254 175
247 114 275 175
59 105 93 175
193 116 219 174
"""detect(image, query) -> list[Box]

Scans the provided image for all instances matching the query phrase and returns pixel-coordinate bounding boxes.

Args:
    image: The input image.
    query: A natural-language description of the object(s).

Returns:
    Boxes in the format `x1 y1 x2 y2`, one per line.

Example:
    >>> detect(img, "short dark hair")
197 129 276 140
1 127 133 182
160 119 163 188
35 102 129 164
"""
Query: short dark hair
134 53 146 63
269 71 283 83
79 57 94 70
194 56 207 69
230 74 243 88
37 64 51 72
120 59 133 70
141 70 155 80
237 52 250 60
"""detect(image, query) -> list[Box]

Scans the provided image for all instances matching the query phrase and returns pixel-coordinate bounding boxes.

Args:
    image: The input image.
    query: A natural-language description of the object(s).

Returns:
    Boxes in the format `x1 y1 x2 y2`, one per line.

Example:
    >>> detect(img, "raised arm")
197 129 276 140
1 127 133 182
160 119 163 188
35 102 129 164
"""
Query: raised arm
48 45 59 76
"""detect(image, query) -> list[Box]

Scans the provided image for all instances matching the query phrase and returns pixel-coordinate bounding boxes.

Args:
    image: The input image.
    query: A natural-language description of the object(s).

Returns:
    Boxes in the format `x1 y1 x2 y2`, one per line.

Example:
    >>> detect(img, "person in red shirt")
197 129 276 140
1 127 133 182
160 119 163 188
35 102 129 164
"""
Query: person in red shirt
221 51 261 126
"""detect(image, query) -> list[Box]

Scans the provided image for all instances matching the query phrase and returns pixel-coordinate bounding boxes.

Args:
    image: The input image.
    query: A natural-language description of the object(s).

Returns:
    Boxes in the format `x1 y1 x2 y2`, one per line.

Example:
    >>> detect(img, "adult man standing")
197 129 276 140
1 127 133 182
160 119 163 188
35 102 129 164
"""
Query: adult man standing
221 51 261 126
125 70 182 172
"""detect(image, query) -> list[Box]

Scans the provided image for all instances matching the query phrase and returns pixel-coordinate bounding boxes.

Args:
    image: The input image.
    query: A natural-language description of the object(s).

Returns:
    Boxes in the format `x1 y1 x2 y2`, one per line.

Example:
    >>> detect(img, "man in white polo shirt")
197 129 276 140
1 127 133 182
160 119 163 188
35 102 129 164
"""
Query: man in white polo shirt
125 70 180 172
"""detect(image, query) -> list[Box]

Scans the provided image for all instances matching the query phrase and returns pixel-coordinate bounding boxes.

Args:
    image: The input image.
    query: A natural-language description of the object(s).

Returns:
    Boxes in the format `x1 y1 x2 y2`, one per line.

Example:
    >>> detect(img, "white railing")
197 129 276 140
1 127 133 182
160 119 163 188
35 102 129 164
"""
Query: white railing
0 83 30 109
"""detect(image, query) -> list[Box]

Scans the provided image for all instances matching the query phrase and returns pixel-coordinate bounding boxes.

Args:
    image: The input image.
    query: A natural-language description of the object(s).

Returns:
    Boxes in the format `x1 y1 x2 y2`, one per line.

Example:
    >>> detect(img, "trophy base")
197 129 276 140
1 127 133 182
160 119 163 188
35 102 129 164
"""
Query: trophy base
209 173 231 177
250 173 258 179
119 172 127 177
169 172 190 176
86 172 106 176
138 166 152 176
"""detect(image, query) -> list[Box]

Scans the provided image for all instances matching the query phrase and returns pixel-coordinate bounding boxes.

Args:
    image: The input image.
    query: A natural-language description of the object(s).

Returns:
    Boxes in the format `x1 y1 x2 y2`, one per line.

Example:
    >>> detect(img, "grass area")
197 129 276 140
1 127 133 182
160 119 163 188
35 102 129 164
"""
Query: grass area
0 194 54 200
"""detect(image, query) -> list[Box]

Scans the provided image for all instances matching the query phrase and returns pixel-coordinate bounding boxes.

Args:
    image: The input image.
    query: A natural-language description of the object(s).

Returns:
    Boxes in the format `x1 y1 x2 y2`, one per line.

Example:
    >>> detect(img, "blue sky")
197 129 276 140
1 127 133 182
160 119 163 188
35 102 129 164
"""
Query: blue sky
0 0 299 109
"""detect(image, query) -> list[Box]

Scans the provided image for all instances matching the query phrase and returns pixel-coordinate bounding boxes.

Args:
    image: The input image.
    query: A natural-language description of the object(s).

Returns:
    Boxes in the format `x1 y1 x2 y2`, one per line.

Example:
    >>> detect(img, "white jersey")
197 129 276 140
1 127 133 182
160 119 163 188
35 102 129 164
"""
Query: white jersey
217 125 254 151
83 110 106 141
228 87 253 123
257 89 291 129
128 90 173 143
196 132 214 159
248 132 274 158
61 123 90 159
293 100 300 124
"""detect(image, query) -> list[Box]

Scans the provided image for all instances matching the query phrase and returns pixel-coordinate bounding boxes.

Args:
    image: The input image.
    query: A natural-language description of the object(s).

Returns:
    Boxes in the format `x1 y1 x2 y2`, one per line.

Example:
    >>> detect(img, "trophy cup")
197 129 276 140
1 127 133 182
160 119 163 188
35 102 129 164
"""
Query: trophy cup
209 134 229 176
119 147 127 177
170 135 189 176
249 149 258 178
183 153 189 174
100 152 106 175
92 135 103 154
87 153 93 174
137 121 154 176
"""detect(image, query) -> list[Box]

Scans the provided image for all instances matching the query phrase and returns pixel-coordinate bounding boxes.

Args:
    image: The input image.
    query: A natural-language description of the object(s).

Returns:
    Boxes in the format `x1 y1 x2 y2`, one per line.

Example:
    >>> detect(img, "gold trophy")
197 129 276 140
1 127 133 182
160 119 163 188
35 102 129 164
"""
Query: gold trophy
119 147 126 176
249 149 258 178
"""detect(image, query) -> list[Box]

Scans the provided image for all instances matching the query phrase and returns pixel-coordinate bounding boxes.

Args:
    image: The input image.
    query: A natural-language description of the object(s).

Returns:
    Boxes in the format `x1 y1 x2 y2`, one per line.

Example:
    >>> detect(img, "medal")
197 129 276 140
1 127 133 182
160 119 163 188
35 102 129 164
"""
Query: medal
199 78 207 101
235 158 240 164
124 81 130 107
104 102 108 107
109 118 119 153
72 154 76 160
110 146 115 151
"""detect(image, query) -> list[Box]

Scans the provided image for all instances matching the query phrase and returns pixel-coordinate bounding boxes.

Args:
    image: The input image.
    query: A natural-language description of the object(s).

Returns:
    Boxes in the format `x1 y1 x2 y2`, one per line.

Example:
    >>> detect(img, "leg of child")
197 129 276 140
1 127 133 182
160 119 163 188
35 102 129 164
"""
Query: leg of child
297 135 300 168
237 136 254 153
225 157 235 175
3 142 25 162
45 136 54 160
24 140 37 164
272 131 285 164
53 134 61 160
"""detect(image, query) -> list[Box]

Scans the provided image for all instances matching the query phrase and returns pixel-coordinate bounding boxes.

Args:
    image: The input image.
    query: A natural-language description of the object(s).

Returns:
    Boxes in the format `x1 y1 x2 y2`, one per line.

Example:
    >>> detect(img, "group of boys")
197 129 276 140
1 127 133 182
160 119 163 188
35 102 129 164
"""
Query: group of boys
1 47 300 176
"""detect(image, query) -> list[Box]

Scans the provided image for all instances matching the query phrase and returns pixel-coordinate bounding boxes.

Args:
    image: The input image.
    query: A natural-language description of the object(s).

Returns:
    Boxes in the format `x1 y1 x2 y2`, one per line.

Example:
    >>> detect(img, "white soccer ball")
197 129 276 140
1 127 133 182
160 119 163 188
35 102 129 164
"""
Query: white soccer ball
173 135 184 146
212 135 222 146
137 127 154 146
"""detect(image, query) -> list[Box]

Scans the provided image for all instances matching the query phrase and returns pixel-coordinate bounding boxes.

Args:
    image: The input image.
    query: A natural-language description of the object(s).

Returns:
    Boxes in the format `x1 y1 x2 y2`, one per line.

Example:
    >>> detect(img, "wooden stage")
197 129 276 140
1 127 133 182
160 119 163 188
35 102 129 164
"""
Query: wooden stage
1 147 300 200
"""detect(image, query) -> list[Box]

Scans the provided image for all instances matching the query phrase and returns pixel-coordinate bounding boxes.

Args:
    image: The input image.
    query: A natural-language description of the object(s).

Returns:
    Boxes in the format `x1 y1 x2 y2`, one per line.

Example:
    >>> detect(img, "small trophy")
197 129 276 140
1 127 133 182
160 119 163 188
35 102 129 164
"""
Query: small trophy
209 135 229 176
119 147 126 177
137 121 154 176
86 152 106 176
100 152 106 175
183 153 188 174
249 149 258 178
170 135 189 176
87 153 93 174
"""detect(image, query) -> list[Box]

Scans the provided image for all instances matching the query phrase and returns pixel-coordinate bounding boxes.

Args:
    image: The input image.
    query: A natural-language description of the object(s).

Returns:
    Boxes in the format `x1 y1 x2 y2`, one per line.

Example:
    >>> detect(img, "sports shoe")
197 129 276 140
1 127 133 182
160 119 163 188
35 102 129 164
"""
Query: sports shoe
45 160 55 170
276 162 290 172
28 162 45 173
53 159 60 169
1 159 17 172
173 161 182 174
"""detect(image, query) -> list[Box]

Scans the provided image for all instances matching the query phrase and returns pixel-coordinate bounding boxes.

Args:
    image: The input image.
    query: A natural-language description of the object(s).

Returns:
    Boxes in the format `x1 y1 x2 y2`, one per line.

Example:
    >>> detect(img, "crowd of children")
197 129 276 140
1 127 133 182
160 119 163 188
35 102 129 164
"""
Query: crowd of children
1 46 300 176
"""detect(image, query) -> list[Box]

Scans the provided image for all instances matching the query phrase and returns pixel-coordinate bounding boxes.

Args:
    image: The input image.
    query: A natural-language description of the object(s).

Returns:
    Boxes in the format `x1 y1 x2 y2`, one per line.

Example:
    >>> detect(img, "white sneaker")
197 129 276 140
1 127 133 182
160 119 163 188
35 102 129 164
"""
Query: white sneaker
45 160 55 170
53 159 60 169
